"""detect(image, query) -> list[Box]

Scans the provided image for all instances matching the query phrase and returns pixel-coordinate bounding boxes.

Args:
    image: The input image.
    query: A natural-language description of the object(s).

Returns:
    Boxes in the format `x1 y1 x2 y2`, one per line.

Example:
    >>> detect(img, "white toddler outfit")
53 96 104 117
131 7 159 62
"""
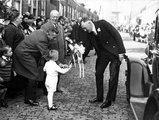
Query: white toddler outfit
43 60 70 92
43 60 70 108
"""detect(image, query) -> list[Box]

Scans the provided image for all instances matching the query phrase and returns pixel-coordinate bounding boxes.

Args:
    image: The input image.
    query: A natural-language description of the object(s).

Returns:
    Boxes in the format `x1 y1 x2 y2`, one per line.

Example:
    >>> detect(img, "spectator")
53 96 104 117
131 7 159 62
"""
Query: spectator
70 18 80 43
0 45 13 108
3 8 25 98
0 24 6 47
0 76 8 108
36 17 43 30
21 12 35 36
41 10 66 93
77 17 92 63
58 16 65 26
3 7 24 51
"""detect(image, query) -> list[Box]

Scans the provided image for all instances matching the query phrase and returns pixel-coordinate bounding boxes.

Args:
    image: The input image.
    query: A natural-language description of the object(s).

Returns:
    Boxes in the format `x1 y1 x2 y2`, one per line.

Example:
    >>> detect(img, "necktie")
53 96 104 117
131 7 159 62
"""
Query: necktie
54 24 57 29
53 24 59 34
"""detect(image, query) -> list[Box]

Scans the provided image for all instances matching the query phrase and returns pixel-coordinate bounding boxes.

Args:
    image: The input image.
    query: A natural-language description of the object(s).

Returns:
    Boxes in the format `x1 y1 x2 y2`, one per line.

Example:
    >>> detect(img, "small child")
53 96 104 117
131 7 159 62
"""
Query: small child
43 49 72 110
0 76 8 108
0 45 13 81
0 24 6 47
0 45 13 108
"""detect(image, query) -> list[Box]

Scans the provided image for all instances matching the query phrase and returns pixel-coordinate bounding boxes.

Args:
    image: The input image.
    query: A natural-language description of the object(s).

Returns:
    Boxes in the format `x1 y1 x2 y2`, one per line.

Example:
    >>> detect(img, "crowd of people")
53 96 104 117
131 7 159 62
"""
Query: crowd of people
0 7 126 111
127 22 156 44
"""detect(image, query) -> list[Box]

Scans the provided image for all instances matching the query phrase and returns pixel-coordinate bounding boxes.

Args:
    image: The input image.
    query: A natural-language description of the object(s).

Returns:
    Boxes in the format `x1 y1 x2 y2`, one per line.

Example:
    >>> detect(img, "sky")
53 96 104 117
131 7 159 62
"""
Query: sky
76 0 152 22
76 0 104 13
76 0 110 20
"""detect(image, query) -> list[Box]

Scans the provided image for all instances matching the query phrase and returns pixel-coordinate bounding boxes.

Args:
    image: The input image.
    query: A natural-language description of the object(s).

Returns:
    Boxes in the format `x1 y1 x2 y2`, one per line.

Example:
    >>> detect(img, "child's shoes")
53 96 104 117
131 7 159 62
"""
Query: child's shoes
48 104 57 110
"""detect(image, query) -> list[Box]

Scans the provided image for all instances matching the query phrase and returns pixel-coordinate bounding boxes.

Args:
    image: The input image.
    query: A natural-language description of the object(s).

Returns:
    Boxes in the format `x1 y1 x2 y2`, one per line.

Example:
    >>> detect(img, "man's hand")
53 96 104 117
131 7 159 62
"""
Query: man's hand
69 63 72 69
59 63 69 68
13 71 17 76
119 54 125 61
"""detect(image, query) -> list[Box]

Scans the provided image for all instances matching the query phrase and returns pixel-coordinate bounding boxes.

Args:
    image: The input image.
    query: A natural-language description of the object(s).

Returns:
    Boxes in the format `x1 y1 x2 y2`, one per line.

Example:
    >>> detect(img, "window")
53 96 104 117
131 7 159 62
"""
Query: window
28 0 31 5
41 0 45 16
28 0 31 13
59 3 63 16
33 0 36 7
33 8 36 16
64 6 66 17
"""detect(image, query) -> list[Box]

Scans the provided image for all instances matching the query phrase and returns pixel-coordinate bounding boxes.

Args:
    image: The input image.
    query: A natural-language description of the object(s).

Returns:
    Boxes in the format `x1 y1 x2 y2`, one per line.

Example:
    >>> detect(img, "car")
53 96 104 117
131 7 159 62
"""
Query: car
124 8 159 120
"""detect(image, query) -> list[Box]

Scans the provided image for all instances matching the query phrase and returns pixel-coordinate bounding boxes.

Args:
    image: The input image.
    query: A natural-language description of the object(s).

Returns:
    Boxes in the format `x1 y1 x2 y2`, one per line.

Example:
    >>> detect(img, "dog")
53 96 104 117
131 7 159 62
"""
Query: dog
66 37 85 78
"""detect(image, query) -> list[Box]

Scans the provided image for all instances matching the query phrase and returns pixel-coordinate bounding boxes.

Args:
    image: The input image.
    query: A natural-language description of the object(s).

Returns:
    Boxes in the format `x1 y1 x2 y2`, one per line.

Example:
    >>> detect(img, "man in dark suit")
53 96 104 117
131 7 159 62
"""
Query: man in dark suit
81 17 126 108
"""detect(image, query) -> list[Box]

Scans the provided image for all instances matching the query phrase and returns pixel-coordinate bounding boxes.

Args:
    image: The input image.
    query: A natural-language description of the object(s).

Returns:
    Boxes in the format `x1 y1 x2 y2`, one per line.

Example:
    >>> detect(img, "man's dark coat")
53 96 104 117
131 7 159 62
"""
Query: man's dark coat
13 29 49 81
88 20 126 56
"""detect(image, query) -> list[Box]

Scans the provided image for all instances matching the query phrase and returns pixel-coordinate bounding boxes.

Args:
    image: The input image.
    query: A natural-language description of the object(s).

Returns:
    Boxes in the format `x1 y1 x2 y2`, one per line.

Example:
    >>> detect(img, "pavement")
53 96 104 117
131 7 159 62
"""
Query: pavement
0 32 146 120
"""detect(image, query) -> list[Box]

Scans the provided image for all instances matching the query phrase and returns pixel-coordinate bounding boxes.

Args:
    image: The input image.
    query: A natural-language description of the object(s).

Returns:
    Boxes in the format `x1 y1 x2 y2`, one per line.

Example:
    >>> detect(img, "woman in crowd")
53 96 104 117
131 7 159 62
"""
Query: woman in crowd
21 12 35 36
2 7 25 98
3 7 24 51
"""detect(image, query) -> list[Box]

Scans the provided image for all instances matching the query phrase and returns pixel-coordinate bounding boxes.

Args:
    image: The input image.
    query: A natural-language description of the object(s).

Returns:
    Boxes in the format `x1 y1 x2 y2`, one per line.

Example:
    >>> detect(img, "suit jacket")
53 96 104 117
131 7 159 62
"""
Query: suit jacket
71 22 80 43
88 20 126 56
3 23 25 51
78 25 91 47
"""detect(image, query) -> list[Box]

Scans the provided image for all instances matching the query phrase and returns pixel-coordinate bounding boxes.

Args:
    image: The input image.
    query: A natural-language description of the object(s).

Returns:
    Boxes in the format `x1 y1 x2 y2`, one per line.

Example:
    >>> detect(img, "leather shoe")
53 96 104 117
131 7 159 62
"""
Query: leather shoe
89 98 103 103
48 104 57 110
100 100 112 108
1 102 8 108
56 89 63 93
25 99 39 106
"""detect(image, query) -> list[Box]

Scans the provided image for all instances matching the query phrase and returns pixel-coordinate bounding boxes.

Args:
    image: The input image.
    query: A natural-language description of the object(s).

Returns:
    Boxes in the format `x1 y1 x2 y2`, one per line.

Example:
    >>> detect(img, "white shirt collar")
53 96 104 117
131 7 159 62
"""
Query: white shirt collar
92 23 97 35
11 22 18 27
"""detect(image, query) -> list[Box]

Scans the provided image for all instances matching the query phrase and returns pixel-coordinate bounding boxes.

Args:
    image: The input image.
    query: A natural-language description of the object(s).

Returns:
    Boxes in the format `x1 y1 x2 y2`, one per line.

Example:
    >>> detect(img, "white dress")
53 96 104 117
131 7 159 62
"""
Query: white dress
43 60 70 92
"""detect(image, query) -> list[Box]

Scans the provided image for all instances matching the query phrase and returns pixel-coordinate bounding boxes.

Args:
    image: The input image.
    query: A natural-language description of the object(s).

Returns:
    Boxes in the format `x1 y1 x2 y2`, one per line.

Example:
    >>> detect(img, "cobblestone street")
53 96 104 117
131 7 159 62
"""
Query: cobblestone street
0 32 147 120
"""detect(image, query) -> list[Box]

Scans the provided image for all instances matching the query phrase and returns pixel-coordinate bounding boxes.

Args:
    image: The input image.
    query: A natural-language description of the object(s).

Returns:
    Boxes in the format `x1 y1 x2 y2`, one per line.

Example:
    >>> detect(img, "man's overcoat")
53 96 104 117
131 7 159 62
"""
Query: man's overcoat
13 29 49 81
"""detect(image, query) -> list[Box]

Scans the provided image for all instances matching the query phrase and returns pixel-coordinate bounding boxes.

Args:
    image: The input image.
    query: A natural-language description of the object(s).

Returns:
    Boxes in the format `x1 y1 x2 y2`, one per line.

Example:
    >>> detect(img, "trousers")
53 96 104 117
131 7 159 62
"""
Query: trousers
95 50 121 101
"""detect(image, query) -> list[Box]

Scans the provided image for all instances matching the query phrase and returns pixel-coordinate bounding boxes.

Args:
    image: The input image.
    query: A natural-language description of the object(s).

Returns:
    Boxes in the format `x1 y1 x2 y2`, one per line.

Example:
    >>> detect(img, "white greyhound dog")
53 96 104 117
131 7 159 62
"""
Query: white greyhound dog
66 37 85 78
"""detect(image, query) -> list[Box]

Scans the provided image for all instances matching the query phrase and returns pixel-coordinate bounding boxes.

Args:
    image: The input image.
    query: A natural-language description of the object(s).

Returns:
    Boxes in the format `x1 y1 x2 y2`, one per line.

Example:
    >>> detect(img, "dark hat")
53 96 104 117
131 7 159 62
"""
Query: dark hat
23 14 30 19
23 12 34 19
36 17 42 23
28 14 35 19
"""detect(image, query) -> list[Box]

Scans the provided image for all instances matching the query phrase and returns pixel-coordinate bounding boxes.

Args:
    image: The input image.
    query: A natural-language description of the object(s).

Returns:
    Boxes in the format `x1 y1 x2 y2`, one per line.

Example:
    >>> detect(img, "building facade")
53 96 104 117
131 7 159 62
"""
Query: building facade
0 0 99 21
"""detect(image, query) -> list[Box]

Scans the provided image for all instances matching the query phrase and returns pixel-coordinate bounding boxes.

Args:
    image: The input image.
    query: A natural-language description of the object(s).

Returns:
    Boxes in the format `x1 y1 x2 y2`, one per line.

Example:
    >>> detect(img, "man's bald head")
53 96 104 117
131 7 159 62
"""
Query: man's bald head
50 10 59 24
